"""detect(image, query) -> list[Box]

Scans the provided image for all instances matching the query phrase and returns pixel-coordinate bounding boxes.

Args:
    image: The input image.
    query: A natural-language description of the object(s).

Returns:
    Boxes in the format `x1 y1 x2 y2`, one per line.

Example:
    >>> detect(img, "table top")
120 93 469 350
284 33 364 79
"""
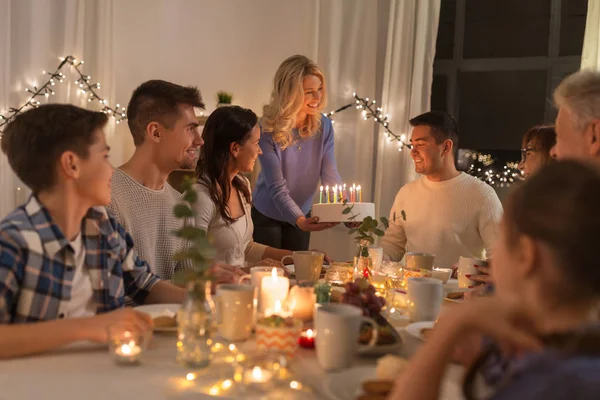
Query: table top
0 326 464 400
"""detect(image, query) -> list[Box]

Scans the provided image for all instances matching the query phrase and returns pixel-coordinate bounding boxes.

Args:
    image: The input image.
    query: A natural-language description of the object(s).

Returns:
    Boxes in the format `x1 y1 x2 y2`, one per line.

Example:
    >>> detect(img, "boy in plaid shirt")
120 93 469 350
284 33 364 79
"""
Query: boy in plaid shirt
0 104 186 359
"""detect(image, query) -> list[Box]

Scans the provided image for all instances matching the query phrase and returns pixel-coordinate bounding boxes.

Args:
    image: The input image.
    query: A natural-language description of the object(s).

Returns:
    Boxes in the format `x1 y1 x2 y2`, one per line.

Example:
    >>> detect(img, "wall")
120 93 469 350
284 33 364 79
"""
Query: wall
110 0 319 162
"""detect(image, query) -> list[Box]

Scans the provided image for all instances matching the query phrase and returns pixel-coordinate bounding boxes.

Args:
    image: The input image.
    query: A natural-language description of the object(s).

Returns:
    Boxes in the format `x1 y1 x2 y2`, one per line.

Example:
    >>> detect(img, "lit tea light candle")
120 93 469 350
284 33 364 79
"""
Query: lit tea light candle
114 340 141 364
245 366 273 384
298 328 315 349
260 268 289 314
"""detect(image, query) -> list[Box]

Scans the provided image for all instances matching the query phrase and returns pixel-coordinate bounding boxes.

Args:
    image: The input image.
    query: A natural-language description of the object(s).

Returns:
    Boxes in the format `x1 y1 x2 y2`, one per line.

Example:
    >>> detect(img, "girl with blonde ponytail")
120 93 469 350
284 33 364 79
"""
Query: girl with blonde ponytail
251 55 342 251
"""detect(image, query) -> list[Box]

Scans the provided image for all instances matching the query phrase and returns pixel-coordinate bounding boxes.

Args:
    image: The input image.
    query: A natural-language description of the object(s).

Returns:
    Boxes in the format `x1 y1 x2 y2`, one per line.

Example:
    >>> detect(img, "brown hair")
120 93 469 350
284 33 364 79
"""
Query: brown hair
521 125 556 165
463 160 600 400
196 106 257 225
126 80 205 146
409 111 459 159
1 104 108 193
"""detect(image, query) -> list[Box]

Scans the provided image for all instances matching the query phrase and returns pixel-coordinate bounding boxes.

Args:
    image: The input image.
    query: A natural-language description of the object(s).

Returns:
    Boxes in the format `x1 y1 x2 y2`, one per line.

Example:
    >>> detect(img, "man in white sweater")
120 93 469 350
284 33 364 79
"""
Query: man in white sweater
108 80 243 283
380 111 503 268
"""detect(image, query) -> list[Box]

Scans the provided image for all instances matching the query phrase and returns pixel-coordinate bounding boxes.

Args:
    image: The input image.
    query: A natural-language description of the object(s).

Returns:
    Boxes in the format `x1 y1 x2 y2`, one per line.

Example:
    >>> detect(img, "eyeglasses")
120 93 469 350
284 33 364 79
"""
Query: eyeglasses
520 147 540 162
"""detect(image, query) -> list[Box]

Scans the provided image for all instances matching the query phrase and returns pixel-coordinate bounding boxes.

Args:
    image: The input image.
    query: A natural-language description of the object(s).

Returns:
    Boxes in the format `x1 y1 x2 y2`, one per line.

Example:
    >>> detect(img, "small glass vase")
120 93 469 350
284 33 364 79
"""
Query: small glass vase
176 279 215 368
353 239 373 282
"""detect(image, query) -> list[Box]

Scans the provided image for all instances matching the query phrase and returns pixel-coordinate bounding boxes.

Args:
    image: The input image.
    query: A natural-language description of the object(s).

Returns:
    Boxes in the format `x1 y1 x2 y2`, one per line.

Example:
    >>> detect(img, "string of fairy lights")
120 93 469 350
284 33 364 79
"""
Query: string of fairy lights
324 93 523 188
0 55 127 136
324 92 411 152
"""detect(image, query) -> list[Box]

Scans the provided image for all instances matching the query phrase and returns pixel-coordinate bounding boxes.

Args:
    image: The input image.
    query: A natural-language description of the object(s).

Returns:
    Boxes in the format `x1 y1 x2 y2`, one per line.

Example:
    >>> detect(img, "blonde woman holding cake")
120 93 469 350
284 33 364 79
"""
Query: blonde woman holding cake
193 106 294 268
251 55 341 251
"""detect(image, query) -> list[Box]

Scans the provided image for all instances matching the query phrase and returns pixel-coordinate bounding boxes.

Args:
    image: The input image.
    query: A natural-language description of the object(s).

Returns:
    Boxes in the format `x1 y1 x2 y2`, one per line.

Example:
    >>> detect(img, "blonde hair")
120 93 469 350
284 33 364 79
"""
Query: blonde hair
261 55 327 150
554 69 600 132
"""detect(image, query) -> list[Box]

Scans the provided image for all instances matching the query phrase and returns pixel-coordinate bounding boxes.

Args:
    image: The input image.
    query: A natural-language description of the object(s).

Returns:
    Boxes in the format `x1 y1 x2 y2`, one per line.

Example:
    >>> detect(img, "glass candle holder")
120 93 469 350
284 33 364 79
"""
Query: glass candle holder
235 352 288 393
298 329 315 349
108 325 145 365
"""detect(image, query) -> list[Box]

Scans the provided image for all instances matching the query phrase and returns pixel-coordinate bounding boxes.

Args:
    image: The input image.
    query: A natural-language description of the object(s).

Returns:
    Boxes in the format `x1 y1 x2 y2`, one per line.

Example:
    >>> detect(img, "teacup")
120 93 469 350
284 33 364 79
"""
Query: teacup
281 251 324 282
405 252 435 270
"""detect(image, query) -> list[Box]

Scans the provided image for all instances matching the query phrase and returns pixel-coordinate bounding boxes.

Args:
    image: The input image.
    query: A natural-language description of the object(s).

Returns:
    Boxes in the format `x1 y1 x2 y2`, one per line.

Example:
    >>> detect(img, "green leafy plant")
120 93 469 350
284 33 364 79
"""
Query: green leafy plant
216 91 233 104
343 201 406 244
172 176 216 285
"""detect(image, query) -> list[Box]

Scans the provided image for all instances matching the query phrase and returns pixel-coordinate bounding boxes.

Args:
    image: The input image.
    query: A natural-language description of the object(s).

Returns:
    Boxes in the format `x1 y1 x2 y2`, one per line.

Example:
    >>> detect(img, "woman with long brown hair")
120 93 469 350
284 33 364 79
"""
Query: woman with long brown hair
251 55 341 251
193 106 292 268
390 160 600 399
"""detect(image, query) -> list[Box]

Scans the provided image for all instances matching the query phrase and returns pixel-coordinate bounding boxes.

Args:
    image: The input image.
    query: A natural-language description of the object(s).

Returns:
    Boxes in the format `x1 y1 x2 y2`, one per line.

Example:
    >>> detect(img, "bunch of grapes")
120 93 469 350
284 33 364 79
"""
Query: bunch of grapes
340 278 386 317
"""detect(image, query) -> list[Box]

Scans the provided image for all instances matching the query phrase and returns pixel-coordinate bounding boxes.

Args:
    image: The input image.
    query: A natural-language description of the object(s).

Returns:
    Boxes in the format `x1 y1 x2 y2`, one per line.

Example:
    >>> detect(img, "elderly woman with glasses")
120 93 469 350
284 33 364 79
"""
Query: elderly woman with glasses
518 125 557 179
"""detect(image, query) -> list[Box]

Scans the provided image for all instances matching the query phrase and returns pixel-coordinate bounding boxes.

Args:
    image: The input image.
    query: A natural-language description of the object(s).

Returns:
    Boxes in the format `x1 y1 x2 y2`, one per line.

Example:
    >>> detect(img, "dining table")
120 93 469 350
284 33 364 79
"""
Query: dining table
0 317 464 400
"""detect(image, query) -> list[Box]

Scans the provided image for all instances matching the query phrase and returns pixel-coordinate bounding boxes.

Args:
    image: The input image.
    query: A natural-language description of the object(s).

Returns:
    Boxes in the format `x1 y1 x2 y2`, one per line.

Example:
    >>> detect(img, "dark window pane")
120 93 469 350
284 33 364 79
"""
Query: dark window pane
560 0 588 56
464 0 551 58
431 75 449 112
458 70 548 150
436 0 456 59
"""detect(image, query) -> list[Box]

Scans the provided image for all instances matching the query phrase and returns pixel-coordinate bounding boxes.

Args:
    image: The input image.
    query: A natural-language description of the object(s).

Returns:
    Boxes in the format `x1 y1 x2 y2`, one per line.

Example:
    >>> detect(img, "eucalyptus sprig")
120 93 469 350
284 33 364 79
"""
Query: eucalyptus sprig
343 200 406 244
172 176 216 285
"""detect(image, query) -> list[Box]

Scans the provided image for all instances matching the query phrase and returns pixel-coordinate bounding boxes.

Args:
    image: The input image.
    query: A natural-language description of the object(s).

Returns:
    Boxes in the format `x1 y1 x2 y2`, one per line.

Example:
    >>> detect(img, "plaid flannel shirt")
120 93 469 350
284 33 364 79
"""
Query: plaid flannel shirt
0 196 160 323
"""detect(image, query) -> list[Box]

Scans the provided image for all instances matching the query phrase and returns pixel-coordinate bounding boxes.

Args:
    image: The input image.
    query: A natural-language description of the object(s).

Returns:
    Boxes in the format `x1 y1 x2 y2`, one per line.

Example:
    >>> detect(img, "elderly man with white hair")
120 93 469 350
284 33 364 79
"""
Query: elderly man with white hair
552 70 600 160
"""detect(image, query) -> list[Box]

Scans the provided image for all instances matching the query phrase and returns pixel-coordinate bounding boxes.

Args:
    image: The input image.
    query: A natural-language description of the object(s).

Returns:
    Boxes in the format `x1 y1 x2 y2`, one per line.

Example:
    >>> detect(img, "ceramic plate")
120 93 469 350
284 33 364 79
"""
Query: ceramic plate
405 321 435 342
135 303 180 332
357 314 403 356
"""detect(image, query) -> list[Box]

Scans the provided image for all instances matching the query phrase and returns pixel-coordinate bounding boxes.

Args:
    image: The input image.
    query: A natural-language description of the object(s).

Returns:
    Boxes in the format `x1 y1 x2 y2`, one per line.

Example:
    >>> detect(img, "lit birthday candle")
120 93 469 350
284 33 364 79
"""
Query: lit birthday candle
357 185 362 202
343 184 347 201
349 187 354 203
325 185 330 203
319 186 323 204
333 185 338 203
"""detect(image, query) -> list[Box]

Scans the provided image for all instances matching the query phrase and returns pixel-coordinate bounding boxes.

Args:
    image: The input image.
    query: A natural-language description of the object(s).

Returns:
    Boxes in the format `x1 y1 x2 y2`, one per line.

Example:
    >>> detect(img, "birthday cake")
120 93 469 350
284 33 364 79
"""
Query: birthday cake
312 202 375 223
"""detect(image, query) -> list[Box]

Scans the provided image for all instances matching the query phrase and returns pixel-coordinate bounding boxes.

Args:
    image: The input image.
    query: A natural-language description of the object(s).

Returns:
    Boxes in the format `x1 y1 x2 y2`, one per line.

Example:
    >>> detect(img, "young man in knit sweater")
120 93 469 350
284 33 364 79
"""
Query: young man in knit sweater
380 111 503 268
108 80 243 284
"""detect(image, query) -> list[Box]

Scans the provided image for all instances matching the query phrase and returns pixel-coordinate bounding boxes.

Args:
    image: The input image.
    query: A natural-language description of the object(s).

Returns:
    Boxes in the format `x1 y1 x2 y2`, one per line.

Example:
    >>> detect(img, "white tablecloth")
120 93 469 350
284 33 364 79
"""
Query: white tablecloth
0 329 463 400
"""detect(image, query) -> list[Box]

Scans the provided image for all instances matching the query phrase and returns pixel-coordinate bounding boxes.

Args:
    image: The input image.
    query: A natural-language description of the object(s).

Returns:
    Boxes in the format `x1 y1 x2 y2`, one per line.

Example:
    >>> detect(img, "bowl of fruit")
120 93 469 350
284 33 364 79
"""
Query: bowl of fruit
255 315 303 359
340 279 402 355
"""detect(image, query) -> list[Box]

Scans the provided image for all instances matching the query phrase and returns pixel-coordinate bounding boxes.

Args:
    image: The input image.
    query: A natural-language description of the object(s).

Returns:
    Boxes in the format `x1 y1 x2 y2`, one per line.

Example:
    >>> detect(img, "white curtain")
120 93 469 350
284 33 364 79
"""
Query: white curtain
309 0 440 261
582 0 600 69
0 0 116 218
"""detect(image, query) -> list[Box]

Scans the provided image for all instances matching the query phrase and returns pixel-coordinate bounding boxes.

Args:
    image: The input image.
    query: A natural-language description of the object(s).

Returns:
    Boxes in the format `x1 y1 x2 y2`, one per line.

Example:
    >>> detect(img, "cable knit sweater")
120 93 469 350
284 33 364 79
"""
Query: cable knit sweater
380 172 503 268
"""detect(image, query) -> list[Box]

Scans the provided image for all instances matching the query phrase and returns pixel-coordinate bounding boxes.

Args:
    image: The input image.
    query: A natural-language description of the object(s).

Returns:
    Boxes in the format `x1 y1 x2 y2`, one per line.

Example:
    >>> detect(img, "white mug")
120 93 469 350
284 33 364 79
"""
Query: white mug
238 266 284 311
368 246 384 272
314 303 378 371
215 284 255 341
281 251 324 282
407 277 443 322
405 252 435 270
457 257 487 288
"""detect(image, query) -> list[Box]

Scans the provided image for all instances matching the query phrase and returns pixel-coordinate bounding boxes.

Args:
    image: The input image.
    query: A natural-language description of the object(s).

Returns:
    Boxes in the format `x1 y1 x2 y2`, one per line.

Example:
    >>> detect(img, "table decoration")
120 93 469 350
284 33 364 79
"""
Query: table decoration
255 315 303 358
287 284 316 321
261 268 290 313
107 325 144 365
298 329 315 349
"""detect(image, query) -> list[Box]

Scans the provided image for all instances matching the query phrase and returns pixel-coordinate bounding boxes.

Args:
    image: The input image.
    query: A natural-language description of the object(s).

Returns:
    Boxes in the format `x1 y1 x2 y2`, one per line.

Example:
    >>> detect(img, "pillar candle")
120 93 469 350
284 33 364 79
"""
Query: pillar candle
260 268 290 314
